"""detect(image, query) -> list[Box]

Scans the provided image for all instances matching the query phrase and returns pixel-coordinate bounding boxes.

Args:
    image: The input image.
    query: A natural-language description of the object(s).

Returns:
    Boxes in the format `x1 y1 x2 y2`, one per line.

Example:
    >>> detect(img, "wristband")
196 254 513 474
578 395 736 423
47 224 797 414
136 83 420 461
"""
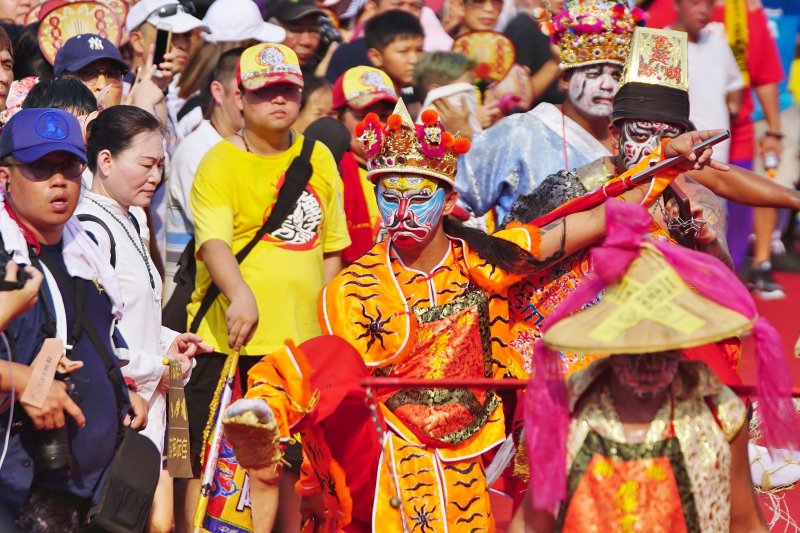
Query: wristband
764 130 784 140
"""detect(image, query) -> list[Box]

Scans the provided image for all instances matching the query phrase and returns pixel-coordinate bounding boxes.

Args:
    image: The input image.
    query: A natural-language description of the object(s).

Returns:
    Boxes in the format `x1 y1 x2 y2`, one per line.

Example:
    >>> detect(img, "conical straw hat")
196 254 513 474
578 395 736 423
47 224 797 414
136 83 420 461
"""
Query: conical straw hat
543 243 753 354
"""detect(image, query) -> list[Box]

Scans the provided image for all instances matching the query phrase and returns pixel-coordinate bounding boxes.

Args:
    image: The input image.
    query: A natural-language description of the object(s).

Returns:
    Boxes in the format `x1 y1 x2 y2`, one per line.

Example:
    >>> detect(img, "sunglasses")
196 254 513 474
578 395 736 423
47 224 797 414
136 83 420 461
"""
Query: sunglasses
72 68 127 84
6 160 87 180
151 1 196 17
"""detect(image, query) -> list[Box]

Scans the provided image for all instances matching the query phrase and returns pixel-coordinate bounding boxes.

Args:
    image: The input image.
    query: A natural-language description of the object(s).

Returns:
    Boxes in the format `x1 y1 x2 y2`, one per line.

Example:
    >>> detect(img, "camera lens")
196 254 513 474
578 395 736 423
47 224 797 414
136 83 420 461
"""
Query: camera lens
34 428 72 470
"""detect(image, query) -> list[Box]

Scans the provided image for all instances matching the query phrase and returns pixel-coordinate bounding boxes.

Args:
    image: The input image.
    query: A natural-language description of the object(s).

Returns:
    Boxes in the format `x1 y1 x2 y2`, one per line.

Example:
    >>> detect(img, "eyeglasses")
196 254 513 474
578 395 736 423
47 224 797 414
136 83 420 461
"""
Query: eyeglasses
152 1 196 17
5 160 87 180
465 0 503 8
72 68 126 84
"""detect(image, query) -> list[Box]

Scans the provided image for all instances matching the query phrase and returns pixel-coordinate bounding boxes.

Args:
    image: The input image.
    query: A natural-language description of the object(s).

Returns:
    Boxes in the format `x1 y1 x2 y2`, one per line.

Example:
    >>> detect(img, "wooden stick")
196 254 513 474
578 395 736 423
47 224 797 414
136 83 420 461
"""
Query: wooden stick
359 376 800 398
192 350 240 533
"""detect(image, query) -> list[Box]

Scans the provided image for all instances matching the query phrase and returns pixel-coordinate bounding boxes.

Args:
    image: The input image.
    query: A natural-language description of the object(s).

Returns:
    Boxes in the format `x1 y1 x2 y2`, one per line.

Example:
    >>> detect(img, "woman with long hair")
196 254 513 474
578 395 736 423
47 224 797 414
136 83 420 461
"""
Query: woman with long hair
76 105 213 533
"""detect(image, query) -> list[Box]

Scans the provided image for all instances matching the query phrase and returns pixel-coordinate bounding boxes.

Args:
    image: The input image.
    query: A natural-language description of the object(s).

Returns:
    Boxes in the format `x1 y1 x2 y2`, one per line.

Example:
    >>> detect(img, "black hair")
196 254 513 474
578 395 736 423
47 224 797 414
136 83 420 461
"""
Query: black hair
12 22 52 79
365 10 423 52
21 77 98 115
199 46 246 115
86 105 167 173
442 215 564 276
301 75 331 109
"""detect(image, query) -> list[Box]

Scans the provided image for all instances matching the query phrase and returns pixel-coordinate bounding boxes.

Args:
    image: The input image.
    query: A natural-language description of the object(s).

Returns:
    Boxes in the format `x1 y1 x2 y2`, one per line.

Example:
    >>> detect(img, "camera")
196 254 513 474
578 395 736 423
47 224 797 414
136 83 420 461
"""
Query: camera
33 375 78 471
315 14 343 63
0 249 29 290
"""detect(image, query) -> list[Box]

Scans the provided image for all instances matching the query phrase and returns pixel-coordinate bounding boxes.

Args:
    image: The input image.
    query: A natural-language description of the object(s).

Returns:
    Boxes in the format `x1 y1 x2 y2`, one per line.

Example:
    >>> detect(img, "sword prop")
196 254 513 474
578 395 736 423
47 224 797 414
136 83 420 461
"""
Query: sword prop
532 130 731 227
360 377 800 398
193 350 240 533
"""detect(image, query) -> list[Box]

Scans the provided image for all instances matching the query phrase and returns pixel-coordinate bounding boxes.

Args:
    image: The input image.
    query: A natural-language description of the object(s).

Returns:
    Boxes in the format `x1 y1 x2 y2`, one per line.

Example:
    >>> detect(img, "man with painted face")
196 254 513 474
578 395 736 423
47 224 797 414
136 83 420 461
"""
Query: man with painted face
277 99 723 532
454 0 637 222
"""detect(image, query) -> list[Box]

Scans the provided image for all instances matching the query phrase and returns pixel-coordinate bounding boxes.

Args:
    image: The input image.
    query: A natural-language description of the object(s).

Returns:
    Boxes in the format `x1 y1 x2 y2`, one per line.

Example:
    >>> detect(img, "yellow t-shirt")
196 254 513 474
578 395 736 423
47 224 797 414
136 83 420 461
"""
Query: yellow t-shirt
357 165 381 237
189 135 350 355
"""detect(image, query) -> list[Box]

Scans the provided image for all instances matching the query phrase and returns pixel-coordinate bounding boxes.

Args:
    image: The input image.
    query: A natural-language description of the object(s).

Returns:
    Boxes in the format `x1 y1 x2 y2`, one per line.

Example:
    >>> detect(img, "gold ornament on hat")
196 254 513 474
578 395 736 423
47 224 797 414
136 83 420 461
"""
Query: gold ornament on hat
36 1 123 65
619 26 689 92
451 31 516 83
543 243 753 355
542 0 644 70
356 100 471 186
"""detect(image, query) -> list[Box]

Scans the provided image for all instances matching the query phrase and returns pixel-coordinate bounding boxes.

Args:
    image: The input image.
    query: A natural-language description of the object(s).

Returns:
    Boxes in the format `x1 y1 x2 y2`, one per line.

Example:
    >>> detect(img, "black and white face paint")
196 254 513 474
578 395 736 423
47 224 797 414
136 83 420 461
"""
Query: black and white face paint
567 64 622 118
619 120 684 170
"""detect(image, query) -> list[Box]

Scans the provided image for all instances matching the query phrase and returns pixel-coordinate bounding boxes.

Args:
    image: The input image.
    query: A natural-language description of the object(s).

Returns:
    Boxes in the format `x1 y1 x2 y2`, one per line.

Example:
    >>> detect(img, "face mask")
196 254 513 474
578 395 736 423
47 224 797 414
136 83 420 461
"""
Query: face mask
568 64 620 117
377 175 446 248
619 120 684 170
610 351 681 400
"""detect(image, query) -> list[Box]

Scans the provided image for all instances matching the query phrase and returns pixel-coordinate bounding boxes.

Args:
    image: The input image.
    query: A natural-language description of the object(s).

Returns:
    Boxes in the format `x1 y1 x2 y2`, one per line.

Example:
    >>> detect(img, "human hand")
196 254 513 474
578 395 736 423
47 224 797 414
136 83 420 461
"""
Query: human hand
124 391 148 430
0 263 43 328
433 96 475 138
758 134 782 163
226 287 259 350
167 332 214 359
476 100 502 129
664 198 716 245
490 64 533 112
20 365 86 430
664 129 730 172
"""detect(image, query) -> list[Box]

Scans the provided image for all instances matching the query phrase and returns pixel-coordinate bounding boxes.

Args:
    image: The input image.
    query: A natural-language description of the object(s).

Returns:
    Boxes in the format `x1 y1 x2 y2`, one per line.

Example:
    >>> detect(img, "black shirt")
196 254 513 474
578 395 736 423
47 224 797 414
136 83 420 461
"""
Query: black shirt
504 13 564 107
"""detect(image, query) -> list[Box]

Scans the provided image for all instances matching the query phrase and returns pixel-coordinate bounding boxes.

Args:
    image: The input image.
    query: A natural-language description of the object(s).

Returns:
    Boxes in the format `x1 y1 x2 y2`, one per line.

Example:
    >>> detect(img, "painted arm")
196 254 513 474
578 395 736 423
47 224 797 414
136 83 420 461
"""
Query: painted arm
686 165 800 209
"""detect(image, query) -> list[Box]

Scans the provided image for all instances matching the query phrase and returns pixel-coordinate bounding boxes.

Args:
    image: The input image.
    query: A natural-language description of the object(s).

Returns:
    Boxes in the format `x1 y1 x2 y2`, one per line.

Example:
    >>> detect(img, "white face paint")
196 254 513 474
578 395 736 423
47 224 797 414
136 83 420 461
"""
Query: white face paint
567 64 621 117
619 120 684 170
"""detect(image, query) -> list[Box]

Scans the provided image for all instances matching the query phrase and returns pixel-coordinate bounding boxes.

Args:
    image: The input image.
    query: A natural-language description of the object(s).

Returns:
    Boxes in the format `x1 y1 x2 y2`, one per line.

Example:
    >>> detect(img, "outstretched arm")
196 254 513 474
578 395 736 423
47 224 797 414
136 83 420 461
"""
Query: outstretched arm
687 165 800 209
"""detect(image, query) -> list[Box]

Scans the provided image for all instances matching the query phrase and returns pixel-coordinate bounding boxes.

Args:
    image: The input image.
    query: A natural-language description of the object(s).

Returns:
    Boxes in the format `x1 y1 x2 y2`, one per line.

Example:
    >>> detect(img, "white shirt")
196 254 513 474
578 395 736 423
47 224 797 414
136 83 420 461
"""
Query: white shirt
164 119 223 299
687 26 745 164
77 191 180 454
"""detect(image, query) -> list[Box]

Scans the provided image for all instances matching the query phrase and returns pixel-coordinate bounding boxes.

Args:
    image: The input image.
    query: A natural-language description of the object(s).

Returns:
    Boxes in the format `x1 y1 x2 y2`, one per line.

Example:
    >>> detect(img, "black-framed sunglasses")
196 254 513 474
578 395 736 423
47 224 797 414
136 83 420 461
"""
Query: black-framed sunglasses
152 1 196 17
5 160 87 180
71 68 127 84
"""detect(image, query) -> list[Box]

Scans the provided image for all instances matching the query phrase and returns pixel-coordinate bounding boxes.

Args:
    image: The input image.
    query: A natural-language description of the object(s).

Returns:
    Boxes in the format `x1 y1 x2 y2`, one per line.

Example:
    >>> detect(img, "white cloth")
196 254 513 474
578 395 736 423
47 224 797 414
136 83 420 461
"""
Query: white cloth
420 6 454 52
76 191 181 453
686 26 745 164
456 102 612 220
0 189 124 317
164 120 222 299
416 82 482 134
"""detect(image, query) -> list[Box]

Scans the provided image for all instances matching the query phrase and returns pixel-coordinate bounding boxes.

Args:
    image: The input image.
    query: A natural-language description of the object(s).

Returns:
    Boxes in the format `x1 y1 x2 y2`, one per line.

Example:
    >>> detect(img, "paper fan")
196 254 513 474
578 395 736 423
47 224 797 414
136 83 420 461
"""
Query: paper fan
452 31 516 83
37 0 122 65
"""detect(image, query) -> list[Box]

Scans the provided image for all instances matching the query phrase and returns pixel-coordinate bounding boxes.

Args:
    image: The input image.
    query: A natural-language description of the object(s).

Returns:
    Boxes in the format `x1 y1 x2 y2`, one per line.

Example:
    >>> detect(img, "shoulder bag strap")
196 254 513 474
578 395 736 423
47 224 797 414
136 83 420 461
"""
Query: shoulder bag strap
77 213 117 268
189 137 316 332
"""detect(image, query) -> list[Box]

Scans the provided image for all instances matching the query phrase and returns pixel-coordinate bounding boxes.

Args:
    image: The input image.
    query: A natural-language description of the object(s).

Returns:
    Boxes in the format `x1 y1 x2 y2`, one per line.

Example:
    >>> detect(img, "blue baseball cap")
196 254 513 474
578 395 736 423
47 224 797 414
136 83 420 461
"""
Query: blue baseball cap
0 109 88 164
53 34 129 76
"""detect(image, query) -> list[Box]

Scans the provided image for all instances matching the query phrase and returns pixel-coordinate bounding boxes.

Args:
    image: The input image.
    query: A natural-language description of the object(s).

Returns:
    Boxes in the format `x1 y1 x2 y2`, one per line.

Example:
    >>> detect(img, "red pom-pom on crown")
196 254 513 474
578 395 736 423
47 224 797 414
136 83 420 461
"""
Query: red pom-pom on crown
420 109 439 126
452 137 471 155
386 114 402 130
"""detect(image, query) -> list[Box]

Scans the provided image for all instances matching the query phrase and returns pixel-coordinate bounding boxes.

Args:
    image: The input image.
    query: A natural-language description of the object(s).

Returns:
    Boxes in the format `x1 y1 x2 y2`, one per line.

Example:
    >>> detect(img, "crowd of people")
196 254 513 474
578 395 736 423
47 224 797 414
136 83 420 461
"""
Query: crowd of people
0 0 797 531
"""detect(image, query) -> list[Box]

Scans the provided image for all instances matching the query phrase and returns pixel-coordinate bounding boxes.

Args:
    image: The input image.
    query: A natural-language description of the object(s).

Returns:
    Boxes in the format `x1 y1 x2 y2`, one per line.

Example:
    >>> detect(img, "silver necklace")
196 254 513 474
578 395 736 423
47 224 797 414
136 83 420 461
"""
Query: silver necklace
88 196 156 290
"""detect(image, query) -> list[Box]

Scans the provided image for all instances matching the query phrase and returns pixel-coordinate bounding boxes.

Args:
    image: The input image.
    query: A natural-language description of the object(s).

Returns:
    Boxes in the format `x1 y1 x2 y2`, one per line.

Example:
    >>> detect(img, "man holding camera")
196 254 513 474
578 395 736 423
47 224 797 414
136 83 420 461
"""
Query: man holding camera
0 109 148 530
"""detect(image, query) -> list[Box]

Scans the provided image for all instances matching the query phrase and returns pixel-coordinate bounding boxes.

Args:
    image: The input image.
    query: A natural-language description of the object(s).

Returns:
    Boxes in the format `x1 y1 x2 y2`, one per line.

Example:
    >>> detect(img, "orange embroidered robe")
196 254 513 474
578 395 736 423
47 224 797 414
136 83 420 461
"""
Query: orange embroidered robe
316 230 535 532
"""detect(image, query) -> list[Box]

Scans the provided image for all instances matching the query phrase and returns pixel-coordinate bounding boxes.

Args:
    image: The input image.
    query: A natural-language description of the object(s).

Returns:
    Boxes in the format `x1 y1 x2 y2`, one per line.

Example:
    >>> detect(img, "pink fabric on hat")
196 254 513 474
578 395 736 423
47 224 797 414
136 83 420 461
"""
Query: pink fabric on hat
525 199 799 513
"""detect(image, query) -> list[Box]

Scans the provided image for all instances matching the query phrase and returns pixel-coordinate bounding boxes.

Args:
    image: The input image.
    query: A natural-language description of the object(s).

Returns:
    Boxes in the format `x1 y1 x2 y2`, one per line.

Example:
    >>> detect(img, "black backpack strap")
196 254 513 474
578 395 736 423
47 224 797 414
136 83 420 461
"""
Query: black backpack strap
189 137 316 333
177 94 202 122
77 214 117 268
37 256 128 419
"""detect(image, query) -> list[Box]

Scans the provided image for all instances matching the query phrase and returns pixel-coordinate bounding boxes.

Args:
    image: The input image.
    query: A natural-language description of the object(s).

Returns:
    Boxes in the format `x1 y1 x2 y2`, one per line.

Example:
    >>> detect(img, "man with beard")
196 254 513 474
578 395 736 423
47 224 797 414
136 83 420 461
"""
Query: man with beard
455 0 639 221
503 27 800 373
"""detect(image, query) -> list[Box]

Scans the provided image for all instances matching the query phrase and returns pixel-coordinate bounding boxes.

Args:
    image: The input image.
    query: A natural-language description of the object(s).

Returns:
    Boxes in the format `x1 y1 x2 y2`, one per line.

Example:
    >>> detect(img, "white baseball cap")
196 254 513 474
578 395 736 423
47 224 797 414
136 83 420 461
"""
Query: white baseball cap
202 0 285 43
126 0 210 34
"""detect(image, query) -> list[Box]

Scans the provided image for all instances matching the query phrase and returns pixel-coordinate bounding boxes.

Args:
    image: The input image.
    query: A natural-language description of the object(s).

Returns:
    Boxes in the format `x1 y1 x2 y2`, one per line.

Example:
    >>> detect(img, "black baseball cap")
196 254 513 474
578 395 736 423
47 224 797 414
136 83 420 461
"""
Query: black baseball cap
265 0 324 23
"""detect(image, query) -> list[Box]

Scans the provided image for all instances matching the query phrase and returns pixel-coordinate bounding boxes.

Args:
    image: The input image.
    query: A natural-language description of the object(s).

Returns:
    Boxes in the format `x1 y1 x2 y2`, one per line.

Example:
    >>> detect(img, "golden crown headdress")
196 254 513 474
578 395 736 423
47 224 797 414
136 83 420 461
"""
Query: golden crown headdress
540 0 644 70
356 100 471 186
